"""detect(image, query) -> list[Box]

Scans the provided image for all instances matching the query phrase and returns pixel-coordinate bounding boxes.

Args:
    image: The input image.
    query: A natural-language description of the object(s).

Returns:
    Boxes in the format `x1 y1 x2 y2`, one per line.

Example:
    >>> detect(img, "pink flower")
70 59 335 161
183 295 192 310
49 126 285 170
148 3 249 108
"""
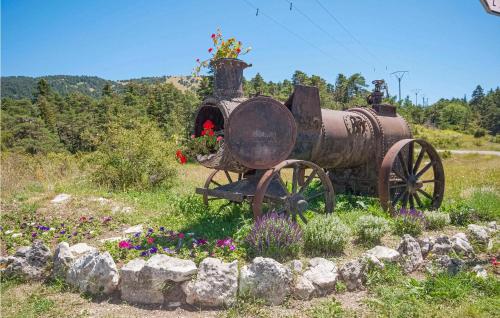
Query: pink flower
211 33 216 39
147 237 154 244
178 233 185 239
229 245 235 251
118 240 132 249
191 134 196 139
216 136 223 142
208 48 213 53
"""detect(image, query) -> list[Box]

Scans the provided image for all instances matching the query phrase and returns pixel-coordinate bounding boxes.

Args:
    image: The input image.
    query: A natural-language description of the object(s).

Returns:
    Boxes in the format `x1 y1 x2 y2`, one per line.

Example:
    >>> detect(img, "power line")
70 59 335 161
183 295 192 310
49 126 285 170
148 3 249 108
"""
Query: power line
313 0 381 64
241 0 339 65
283 0 372 67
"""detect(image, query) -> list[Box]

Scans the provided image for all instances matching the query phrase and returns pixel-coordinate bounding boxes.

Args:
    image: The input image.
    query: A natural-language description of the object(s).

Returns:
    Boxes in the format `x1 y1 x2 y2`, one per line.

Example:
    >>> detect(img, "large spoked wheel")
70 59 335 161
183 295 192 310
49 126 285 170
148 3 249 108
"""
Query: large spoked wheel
202 170 243 206
252 160 335 223
379 139 445 213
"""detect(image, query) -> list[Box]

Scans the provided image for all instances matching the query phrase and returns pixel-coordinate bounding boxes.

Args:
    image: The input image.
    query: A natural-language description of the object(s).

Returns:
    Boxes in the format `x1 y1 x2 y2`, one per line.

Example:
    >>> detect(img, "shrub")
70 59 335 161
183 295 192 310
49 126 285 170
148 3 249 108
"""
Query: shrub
445 202 477 226
392 209 425 237
245 213 302 260
354 215 389 245
303 215 350 255
90 121 177 190
468 189 500 221
424 211 450 230
473 129 486 138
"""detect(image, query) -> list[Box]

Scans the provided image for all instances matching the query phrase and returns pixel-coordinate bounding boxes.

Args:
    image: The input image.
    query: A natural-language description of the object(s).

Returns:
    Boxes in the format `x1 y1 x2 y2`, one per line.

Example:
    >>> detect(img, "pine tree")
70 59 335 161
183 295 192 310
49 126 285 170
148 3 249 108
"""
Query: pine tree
470 85 484 109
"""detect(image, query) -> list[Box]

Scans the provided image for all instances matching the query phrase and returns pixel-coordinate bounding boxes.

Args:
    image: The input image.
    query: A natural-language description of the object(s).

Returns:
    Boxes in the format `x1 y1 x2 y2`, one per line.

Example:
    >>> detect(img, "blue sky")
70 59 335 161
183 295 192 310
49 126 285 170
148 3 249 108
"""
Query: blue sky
2 0 499 103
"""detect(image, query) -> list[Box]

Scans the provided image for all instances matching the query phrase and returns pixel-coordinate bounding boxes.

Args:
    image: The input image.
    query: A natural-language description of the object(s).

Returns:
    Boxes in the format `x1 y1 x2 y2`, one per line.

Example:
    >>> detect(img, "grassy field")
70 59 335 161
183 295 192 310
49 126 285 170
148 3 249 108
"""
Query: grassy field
1 151 499 317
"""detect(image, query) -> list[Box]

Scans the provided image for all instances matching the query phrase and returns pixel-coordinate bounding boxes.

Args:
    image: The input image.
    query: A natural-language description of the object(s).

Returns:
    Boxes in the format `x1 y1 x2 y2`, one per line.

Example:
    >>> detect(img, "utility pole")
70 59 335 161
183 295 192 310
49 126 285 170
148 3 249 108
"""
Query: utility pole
412 89 422 106
422 95 425 107
391 71 408 102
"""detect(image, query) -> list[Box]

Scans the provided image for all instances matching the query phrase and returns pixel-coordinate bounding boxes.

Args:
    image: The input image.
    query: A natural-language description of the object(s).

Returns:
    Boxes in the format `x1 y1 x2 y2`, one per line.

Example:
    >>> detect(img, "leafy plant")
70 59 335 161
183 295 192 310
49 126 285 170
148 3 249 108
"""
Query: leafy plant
89 121 177 190
303 215 350 255
424 211 450 230
392 208 425 237
355 215 389 245
193 28 251 75
245 213 302 261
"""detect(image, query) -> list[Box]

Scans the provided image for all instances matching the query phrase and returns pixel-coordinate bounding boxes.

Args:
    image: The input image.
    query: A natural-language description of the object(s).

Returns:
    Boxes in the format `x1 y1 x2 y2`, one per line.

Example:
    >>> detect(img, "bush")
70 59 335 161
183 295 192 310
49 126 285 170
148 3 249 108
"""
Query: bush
424 211 450 230
90 121 177 190
392 209 425 237
245 213 302 260
354 215 389 245
303 215 350 255
473 129 486 138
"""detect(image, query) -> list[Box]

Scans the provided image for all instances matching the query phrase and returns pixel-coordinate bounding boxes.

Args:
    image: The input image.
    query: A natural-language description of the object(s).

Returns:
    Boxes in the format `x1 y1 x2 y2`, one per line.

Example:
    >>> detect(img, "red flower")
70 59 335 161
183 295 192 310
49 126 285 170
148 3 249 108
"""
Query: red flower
211 33 216 39
208 48 213 53
179 155 187 164
203 120 215 130
147 237 154 244
216 136 223 142
118 240 132 249
208 129 214 136
236 48 241 54
178 233 185 239
176 150 183 158
201 130 206 136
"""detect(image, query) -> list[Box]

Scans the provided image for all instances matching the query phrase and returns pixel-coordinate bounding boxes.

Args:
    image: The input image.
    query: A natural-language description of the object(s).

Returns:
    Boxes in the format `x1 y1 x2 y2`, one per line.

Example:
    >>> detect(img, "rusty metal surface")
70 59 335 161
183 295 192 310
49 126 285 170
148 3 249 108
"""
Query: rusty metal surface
193 59 445 215
226 96 297 169
378 139 445 213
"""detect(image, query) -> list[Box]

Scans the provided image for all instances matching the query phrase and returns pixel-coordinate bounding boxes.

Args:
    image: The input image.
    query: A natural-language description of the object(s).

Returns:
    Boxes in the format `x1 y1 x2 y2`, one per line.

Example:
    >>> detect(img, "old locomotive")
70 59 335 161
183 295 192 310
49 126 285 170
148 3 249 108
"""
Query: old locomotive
194 59 444 221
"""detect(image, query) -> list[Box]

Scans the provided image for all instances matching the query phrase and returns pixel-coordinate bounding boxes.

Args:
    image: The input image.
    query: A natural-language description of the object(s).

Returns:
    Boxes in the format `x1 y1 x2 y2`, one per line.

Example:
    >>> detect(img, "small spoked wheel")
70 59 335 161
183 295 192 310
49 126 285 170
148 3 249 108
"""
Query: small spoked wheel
379 139 445 213
252 160 335 223
202 169 243 206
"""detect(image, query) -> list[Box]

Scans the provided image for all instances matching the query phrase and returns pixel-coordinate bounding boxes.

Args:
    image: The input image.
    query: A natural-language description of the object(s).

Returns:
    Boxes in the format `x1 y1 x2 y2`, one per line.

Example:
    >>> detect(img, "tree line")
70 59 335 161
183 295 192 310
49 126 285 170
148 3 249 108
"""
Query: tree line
1 72 498 155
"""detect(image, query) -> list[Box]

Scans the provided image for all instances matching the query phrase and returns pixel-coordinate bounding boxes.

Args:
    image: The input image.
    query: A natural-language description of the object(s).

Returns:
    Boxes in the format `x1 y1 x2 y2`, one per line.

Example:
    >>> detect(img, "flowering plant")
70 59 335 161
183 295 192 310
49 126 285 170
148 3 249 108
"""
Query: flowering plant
179 120 223 163
193 28 251 76
392 208 425 237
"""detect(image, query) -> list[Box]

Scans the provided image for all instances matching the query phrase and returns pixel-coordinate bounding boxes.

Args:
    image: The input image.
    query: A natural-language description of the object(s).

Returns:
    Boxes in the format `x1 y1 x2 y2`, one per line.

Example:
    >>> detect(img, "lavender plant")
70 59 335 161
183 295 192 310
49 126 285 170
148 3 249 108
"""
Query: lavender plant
245 213 302 260
424 211 450 230
355 215 390 245
303 215 350 255
392 208 425 237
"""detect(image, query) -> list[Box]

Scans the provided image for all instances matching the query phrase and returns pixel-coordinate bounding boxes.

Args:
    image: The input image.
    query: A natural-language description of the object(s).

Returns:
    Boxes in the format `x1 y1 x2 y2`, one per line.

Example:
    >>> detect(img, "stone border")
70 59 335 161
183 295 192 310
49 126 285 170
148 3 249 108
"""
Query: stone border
1 222 496 308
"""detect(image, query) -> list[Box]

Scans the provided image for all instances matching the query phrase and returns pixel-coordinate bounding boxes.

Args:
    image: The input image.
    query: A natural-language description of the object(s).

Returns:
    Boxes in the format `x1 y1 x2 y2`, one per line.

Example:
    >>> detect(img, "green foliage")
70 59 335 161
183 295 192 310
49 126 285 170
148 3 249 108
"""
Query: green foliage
303 215 350 255
354 215 389 245
90 121 177 190
392 214 424 237
468 188 500 221
473 128 486 138
307 300 349 318
245 213 302 261
447 205 476 226
424 211 450 230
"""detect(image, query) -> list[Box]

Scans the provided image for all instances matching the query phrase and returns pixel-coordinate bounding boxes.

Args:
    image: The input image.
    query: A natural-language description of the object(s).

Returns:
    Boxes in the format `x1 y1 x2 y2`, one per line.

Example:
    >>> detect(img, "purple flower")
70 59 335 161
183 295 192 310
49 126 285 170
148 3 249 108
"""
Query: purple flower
163 247 175 254
147 228 153 233
159 226 165 232
72 231 78 236
60 230 66 234
140 251 149 257
31 232 37 238
195 238 208 245
134 232 141 238
229 245 235 251
134 245 142 250
150 247 158 254
61 223 65 227
67 235 72 239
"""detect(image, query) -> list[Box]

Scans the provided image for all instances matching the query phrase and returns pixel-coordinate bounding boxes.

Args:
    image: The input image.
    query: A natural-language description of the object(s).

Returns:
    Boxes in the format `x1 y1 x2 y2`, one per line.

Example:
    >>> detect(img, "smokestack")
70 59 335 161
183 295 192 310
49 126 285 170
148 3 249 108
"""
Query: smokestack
212 58 251 99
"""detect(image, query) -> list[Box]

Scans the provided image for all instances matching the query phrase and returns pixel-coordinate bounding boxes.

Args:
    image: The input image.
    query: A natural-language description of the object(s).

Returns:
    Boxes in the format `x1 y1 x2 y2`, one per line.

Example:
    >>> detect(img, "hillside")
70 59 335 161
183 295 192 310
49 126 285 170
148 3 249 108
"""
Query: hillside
1 75 200 99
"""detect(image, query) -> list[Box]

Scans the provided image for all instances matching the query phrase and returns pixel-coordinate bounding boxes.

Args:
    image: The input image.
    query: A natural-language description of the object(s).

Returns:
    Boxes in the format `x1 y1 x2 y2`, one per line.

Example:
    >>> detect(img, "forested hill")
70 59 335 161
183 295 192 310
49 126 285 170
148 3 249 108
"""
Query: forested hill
1 75 199 99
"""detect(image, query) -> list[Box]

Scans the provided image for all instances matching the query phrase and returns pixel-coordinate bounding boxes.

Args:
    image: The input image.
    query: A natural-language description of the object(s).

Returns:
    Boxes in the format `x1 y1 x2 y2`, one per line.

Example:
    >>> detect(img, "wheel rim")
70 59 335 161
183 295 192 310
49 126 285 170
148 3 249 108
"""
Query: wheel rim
202 170 243 206
379 139 445 213
252 160 335 223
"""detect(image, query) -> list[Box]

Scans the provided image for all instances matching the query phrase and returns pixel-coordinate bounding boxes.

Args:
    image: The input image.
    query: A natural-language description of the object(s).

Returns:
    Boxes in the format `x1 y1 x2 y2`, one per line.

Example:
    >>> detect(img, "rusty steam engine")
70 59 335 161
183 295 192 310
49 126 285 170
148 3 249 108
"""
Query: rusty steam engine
194 59 445 221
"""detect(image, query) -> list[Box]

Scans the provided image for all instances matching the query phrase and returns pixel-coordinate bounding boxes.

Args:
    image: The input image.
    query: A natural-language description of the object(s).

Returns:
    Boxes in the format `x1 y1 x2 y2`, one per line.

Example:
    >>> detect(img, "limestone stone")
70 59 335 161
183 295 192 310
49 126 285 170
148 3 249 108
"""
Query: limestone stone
366 246 400 262
303 258 338 295
67 251 119 295
397 235 424 273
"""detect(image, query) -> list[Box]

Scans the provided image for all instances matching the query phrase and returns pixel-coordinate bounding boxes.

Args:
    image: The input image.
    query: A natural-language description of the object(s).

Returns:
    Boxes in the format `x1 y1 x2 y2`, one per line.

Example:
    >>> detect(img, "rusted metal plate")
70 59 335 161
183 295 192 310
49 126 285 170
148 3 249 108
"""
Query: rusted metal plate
226 96 297 169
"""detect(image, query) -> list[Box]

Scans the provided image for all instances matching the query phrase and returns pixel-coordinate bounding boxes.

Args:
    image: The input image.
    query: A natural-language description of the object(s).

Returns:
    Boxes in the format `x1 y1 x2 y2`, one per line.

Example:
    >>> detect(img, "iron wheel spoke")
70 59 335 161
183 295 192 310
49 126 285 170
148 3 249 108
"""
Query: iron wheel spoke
277 175 290 195
420 179 438 183
211 180 222 187
392 168 407 182
398 152 410 177
413 147 425 174
391 189 407 207
298 211 308 224
416 162 433 179
292 165 299 194
401 191 409 209
224 171 233 183
417 189 433 201
299 170 318 194
408 142 414 174
414 192 424 209
390 182 407 189
305 190 326 201
409 194 415 209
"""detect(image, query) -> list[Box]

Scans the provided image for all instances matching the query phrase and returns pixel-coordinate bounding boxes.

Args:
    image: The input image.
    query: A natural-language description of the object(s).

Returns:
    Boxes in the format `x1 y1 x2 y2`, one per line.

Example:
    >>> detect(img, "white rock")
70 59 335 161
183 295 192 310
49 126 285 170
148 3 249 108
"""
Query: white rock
451 233 474 256
303 258 338 295
144 254 197 282
4 230 13 235
183 258 238 307
1 240 51 280
472 265 488 279
467 224 492 249
119 259 156 304
67 251 119 295
53 242 98 279
123 224 143 235
418 237 435 258
487 221 497 233
430 235 452 255
397 235 423 273
366 246 400 262
360 253 385 269
51 193 72 204
11 233 22 238
288 259 303 273
339 259 366 291
292 275 315 300
239 257 292 305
